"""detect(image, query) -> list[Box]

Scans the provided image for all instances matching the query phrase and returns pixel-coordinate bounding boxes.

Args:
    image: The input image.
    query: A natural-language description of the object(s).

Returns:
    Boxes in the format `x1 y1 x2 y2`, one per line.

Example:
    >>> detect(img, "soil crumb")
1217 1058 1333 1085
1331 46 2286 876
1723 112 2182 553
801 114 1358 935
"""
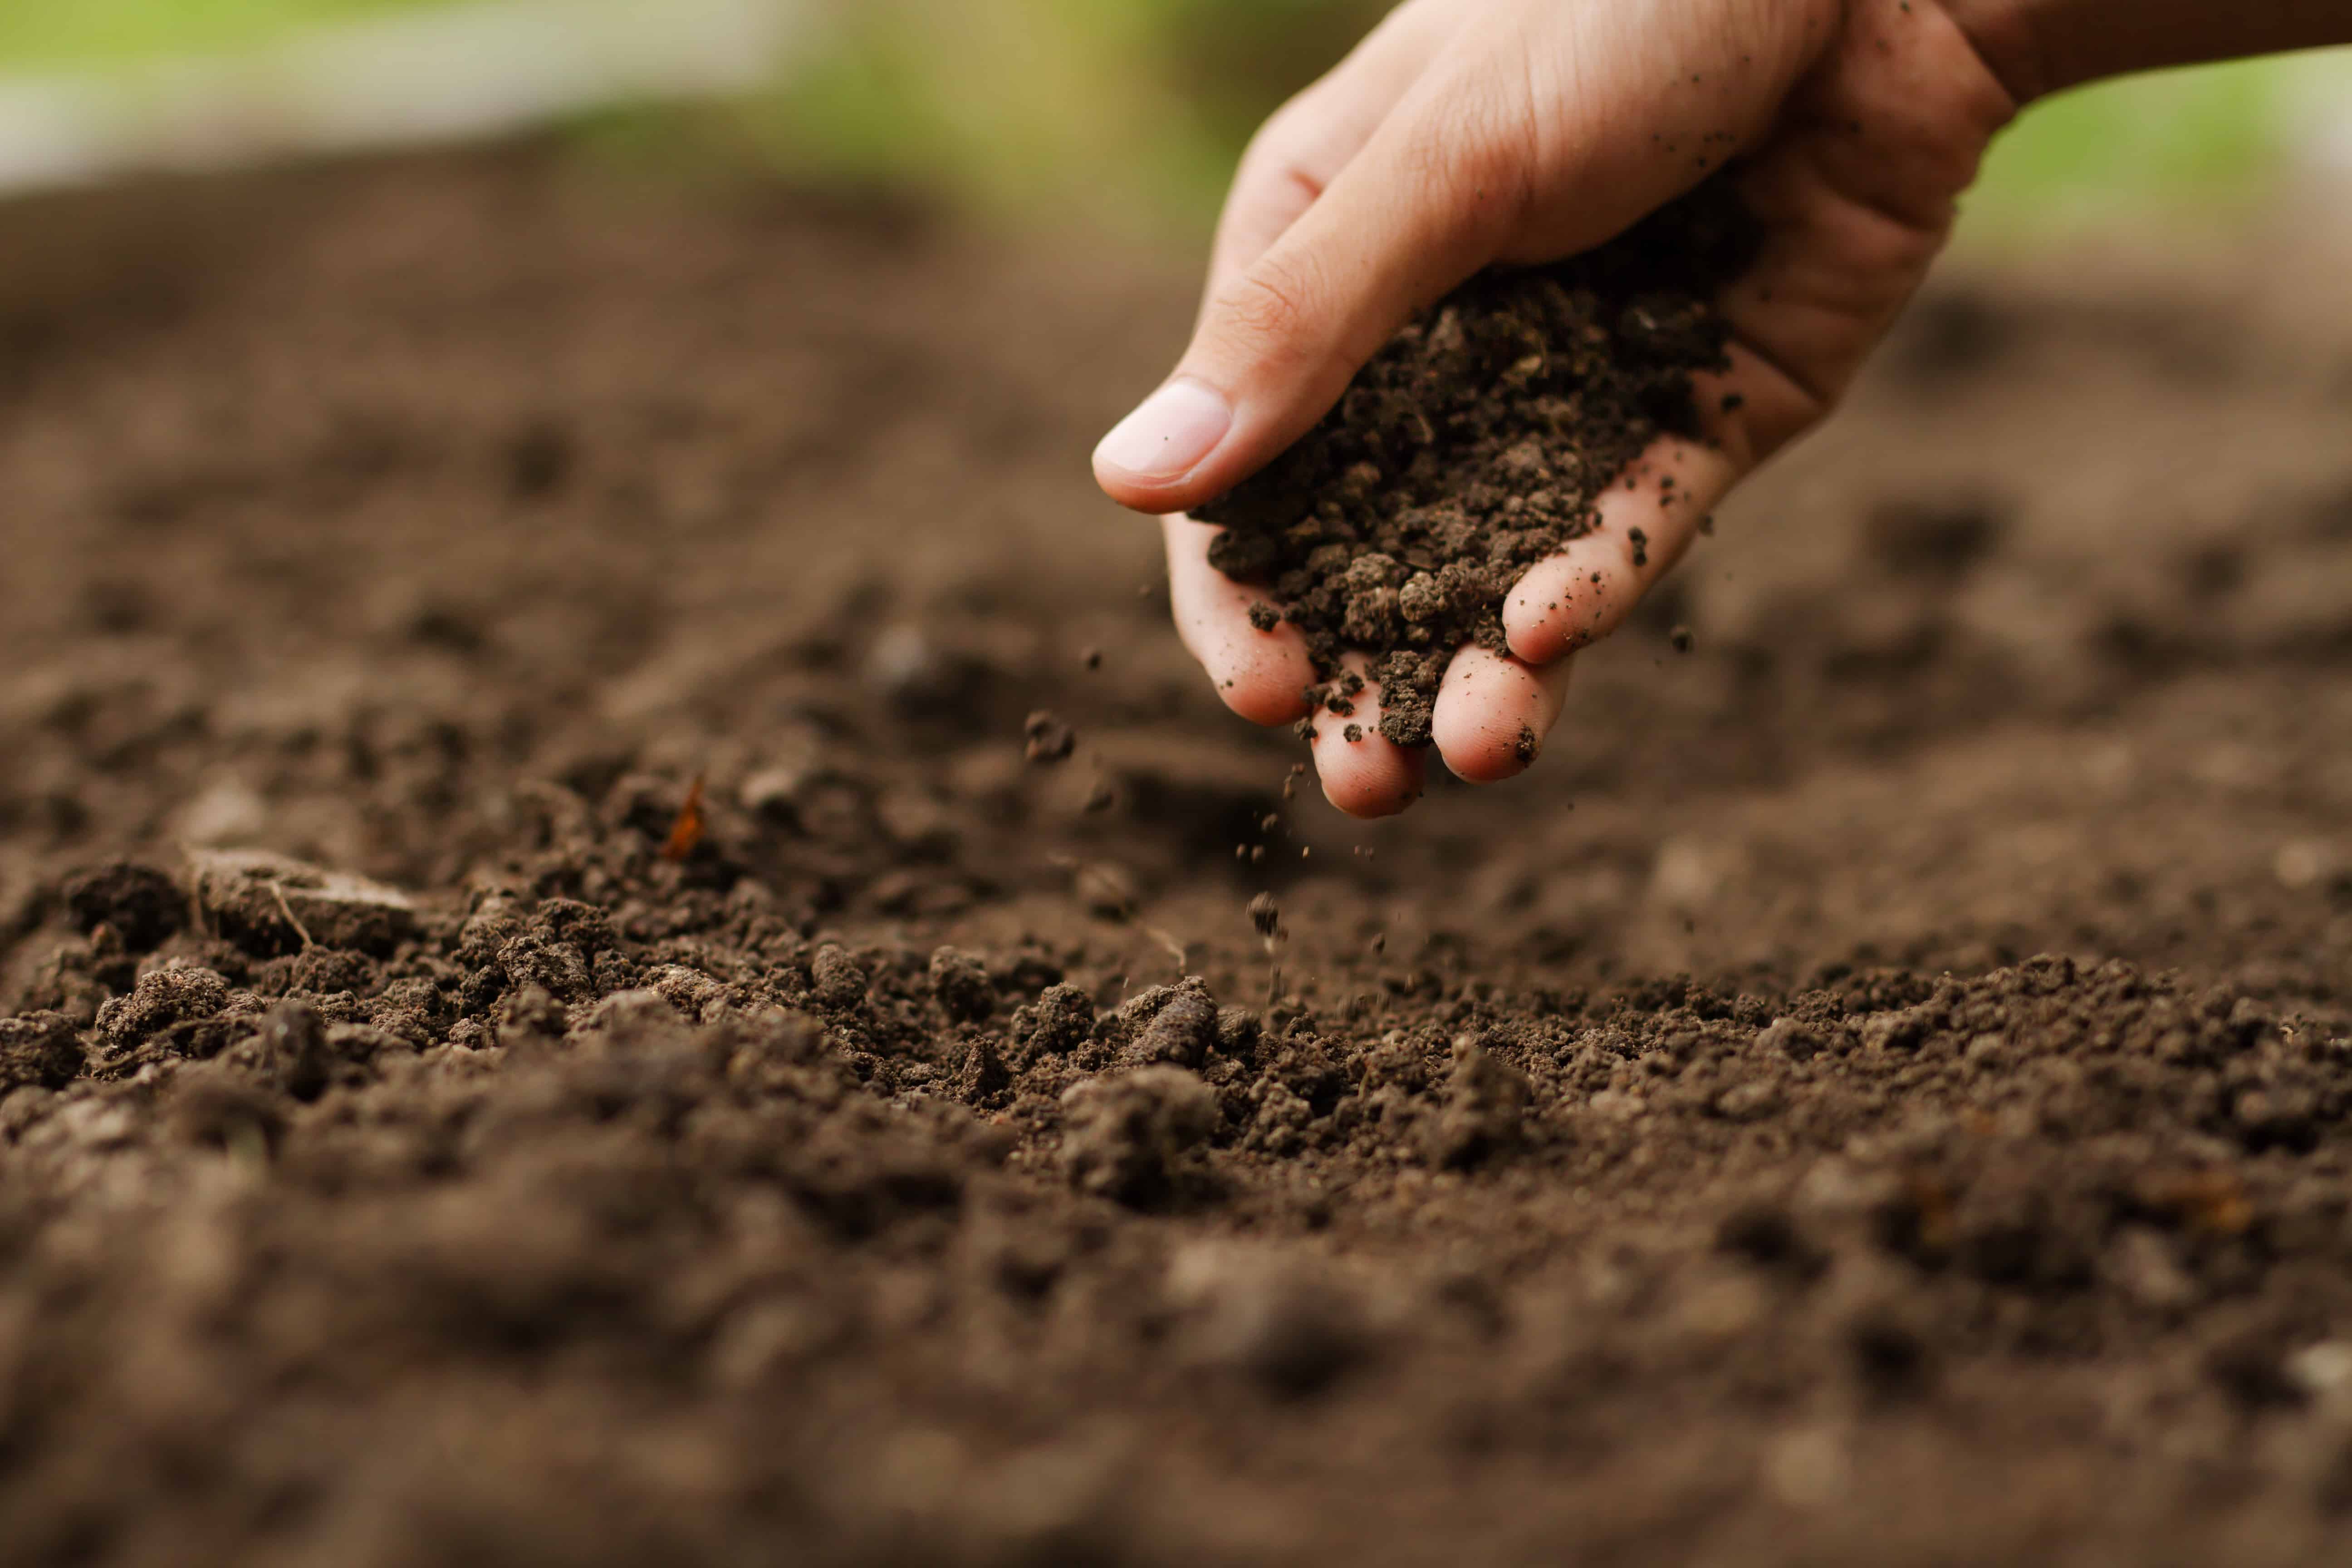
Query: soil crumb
1247 891 1281 940
1196 176 1755 745
1024 709 1077 763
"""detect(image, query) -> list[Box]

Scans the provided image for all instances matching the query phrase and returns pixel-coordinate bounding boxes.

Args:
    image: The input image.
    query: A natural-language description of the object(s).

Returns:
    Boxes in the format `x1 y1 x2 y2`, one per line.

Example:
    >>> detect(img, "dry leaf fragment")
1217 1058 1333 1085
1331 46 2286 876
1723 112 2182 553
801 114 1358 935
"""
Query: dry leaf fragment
662 774 708 862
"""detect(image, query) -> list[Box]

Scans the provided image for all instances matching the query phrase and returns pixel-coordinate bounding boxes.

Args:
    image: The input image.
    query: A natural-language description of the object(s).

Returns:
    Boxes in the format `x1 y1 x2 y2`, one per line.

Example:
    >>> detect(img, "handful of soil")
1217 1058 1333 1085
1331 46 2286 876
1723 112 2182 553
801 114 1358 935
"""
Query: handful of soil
1194 176 1757 747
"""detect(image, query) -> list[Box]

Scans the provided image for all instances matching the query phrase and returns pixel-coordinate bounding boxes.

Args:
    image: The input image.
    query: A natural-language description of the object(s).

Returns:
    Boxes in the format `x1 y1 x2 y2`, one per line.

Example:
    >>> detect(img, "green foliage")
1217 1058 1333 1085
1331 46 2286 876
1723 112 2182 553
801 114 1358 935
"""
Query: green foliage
744 0 1382 230
0 0 429 67
746 4 2349 244
3 0 2344 249
1964 53 2336 238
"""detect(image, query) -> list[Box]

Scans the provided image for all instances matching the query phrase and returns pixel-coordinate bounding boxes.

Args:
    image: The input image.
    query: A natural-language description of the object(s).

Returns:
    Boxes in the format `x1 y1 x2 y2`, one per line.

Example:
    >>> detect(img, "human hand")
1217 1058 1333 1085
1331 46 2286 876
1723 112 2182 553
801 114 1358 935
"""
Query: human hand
1095 0 2019 817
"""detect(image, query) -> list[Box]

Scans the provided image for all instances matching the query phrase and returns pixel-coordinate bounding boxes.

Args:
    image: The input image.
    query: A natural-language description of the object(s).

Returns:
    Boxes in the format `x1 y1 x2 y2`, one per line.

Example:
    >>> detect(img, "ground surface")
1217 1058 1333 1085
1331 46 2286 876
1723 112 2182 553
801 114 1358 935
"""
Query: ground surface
5 148 2352 1566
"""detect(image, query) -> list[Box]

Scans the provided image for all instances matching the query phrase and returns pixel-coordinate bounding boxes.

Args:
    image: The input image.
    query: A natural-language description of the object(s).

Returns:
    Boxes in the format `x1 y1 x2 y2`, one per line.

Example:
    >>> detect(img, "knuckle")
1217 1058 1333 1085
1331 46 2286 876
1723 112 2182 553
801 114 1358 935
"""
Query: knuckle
1239 91 1345 199
1394 83 1541 245
1215 257 1326 363
1245 95 1320 168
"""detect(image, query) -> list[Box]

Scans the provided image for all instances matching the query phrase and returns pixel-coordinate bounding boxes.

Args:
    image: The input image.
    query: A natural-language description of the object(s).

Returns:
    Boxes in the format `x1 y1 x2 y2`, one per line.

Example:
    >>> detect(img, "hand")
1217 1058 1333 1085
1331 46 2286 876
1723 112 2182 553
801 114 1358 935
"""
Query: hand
1095 0 2019 817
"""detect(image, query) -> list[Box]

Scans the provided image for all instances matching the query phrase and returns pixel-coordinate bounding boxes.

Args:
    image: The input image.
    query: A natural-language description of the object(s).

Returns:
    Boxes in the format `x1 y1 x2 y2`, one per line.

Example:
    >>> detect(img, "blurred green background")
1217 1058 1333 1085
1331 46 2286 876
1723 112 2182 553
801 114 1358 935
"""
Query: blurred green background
5 0 2348 243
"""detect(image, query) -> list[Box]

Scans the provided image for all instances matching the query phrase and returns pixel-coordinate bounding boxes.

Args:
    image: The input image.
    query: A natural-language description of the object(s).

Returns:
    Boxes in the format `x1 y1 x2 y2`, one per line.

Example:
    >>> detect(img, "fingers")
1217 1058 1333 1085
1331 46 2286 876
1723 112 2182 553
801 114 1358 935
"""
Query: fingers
1306 654 1425 819
1503 415 1745 667
1094 47 1532 516
1431 646 1572 784
1694 7 2015 462
1203 0 1460 304
1094 0 1842 519
1162 515 1314 727
1164 517 1423 817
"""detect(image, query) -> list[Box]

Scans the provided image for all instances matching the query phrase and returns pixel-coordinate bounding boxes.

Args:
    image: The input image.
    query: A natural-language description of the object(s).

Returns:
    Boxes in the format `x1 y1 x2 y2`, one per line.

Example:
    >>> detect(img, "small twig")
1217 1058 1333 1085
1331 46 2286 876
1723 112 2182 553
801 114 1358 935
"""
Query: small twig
181 843 213 939
268 879 315 951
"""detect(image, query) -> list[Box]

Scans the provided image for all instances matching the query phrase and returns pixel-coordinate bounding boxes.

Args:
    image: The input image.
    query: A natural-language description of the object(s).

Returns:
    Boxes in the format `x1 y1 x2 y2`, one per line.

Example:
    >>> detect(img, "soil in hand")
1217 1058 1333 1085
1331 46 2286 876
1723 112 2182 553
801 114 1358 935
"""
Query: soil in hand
1195 176 1754 745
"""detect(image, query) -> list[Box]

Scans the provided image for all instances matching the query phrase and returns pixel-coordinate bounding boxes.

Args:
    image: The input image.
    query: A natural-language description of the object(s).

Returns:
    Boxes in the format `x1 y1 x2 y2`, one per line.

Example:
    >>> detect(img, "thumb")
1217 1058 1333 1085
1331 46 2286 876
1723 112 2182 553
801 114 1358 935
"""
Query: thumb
1093 75 1528 515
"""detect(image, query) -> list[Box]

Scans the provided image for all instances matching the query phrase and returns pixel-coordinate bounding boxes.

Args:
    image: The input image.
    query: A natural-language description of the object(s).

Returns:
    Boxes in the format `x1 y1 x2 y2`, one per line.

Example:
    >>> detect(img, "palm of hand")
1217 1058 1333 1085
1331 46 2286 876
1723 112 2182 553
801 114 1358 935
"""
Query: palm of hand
1108 0 2016 817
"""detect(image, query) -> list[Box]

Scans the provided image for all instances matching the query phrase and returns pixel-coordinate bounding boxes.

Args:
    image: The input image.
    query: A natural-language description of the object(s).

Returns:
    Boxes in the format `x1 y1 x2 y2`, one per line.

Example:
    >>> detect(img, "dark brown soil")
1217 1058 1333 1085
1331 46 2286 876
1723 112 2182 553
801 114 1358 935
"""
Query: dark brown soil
5 145 2352 1567
1195 179 1752 744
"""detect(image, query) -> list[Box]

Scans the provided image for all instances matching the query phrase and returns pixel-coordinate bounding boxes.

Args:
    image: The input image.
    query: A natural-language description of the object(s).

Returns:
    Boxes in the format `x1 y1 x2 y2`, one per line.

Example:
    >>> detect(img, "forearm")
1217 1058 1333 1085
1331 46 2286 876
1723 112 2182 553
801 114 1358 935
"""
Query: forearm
1944 0 2352 102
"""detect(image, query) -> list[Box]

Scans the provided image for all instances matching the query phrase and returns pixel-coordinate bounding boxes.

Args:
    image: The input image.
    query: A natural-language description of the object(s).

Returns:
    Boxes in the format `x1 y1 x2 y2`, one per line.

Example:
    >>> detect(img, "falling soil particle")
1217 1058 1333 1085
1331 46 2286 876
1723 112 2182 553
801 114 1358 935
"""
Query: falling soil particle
1247 891 1281 939
1024 709 1077 763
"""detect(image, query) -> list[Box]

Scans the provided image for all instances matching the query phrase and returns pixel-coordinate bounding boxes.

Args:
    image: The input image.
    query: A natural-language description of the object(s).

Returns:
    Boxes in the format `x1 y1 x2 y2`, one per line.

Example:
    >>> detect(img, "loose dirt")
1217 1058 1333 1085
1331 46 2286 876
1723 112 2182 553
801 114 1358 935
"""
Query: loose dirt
1194 178 1752 745
4 146 2352 1566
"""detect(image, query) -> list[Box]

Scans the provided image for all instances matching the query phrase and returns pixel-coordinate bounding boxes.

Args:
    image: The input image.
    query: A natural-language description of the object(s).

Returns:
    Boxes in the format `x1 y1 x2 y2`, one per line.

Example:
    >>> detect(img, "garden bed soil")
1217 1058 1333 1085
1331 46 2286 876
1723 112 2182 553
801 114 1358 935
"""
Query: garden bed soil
4 146 2352 1566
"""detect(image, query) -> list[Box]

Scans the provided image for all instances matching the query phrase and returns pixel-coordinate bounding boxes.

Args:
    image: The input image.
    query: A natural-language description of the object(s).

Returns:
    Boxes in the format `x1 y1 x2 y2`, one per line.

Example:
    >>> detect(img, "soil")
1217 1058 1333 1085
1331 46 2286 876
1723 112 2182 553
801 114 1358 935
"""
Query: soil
1194 178 1752 745
5 144 2352 1566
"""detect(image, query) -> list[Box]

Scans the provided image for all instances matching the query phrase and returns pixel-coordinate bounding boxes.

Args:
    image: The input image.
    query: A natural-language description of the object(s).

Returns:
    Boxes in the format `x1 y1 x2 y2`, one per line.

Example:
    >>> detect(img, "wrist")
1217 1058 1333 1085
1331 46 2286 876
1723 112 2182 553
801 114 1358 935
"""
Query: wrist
1940 0 2352 104
1935 0 2056 104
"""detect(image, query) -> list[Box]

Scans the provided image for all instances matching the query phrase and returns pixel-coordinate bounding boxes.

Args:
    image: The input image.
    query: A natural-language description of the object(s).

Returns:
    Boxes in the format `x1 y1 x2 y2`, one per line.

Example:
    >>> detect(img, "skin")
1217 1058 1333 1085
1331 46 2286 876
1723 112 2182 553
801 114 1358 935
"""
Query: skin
1095 0 2352 818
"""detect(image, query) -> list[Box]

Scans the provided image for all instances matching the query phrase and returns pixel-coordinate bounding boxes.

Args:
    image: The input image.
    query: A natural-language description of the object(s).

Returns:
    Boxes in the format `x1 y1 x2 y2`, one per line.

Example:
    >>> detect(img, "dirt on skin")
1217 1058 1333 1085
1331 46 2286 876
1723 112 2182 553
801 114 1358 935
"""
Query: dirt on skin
5 146 2352 1567
1194 177 1753 746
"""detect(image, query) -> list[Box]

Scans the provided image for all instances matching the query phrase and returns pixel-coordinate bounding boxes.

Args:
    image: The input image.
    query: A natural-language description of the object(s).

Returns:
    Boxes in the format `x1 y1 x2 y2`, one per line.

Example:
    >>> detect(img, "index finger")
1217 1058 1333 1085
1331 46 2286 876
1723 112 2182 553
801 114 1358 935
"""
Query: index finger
1203 0 1460 305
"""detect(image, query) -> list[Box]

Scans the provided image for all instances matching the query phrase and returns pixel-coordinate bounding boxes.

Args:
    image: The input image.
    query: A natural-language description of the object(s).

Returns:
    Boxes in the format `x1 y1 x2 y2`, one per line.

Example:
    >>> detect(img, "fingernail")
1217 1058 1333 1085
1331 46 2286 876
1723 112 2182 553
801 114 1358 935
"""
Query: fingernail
1094 379 1231 483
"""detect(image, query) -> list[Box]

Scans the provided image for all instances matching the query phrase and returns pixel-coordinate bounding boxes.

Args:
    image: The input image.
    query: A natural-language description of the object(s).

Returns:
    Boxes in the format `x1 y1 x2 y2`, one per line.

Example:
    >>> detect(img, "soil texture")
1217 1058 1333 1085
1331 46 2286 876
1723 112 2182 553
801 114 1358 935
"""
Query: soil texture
4 146 2352 1566
1195 178 1752 744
